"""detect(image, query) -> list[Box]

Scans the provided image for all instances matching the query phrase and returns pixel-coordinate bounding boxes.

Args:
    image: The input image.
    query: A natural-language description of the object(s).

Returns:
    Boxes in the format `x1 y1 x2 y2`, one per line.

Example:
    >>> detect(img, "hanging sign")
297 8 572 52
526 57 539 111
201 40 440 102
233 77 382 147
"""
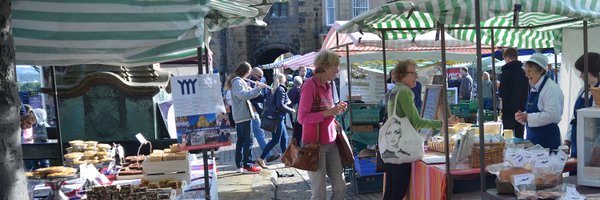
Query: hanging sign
171 74 230 150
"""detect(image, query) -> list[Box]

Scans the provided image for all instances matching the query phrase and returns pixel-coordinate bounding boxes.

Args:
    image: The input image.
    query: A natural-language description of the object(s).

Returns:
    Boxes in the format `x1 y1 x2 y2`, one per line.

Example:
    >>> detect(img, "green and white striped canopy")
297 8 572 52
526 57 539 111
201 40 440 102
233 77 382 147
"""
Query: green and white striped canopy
12 0 274 66
337 0 600 50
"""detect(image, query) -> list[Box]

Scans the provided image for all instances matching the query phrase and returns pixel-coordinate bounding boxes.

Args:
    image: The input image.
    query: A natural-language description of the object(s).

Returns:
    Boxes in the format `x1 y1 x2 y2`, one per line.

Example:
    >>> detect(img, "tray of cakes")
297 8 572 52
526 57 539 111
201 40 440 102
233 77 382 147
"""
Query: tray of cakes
25 166 78 181
65 140 114 168
142 144 191 183
117 155 146 180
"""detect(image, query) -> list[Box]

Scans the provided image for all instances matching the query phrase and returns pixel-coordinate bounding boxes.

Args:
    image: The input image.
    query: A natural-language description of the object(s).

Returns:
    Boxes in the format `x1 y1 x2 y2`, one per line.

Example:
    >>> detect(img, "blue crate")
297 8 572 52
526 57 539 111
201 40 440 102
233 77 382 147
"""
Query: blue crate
354 156 383 177
450 103 470 118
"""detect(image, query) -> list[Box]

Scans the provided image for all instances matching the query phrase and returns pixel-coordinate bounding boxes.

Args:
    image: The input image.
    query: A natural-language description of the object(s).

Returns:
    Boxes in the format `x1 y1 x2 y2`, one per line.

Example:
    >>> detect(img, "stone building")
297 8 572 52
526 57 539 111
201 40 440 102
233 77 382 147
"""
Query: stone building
209 0 387 82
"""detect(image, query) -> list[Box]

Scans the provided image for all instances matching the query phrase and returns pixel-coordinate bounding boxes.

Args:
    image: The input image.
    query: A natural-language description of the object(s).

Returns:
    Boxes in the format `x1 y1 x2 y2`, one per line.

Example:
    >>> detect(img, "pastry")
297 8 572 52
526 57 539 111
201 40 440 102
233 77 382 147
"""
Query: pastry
149 154 162 162
84 141 98 147
72 143 87 151
69 140 84 146
152 150 164 155
169 144 180 153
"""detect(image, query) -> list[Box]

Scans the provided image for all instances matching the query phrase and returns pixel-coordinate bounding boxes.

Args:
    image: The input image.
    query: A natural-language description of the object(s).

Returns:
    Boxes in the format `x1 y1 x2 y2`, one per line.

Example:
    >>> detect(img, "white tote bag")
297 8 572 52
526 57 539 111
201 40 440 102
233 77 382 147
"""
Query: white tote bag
378 91 425 164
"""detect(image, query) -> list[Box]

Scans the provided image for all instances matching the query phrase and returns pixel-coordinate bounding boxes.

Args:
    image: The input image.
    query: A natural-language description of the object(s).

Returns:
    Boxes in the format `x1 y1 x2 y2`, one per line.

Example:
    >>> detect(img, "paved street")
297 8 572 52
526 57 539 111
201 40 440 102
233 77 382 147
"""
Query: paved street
213 129 480 200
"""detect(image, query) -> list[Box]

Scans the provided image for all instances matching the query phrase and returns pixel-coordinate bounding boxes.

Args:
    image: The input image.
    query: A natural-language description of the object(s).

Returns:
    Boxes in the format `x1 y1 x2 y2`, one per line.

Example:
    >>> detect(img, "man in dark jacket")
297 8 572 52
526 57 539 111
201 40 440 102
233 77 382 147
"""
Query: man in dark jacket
246 68 280 162
499 48 529 139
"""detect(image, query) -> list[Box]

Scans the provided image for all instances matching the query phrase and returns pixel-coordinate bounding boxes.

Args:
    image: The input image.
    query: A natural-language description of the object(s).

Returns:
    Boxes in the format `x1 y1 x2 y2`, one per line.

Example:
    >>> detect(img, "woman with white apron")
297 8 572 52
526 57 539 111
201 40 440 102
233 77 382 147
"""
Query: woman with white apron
515 53 564 149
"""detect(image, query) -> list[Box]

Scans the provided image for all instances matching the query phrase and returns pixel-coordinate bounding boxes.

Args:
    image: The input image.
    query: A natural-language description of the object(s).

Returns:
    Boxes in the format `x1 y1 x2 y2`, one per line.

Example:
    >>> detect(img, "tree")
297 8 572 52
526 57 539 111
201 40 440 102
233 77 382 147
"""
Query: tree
0 0 29 199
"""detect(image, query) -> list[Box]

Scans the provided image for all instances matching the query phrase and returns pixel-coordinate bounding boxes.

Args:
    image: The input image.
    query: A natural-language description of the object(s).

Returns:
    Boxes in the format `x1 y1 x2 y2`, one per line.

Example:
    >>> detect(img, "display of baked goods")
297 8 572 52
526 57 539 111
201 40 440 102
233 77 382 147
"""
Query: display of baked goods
146 144 188 162
499 167 531 182
26 166 77 179
86 184 171 200
126 155 146 162
65 140 113 167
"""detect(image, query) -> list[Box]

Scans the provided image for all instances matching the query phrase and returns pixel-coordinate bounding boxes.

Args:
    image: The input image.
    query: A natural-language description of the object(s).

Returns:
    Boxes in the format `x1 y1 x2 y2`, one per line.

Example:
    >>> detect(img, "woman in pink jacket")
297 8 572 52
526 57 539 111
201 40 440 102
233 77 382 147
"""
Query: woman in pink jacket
297 49 348 200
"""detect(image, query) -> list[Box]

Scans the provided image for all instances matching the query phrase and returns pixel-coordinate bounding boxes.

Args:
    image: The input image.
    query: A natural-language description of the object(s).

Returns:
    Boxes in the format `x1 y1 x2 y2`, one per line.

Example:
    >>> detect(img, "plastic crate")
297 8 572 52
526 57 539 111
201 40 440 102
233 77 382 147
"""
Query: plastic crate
484 111 495 121
354 156 383 177
450 103 470 118
347 104 380 124
459 100 479 112
343 166 353 183
355 174 384 194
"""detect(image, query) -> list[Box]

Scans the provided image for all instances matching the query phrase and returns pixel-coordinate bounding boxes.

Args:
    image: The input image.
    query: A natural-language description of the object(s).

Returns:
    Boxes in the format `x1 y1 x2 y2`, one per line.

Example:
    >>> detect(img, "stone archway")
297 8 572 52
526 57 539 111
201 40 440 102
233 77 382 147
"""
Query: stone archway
252 42 299 84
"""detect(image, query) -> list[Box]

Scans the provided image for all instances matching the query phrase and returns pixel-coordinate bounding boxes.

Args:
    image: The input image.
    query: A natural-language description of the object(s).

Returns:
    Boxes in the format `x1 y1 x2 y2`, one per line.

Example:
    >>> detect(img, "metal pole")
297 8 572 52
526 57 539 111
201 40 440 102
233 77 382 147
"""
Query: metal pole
336 32 340 47
474 0 487 195
345 44 355 193
198 47 203 74
583 20 589 107
51 66 64 163
204 46 210 74
490 29 498 121
198 44 211 200
382 30 388 92
554 53 559 83
439 23 452 200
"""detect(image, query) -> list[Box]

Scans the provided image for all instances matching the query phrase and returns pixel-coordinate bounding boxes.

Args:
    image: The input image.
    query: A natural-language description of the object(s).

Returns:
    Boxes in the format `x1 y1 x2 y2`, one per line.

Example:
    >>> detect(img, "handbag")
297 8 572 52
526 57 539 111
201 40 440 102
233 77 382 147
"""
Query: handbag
378 91 425 164
335 121 354 166
282 85 322 171
260 116 278 133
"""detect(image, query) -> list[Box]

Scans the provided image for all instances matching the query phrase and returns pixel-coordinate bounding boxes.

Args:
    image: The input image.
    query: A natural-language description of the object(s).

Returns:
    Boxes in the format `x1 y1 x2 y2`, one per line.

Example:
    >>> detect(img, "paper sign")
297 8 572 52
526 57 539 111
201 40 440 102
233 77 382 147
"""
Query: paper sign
513 173 534 186
535 158 551 168
556 150 568 163
512 155 527 167
135 133 148 144
530 149 549 159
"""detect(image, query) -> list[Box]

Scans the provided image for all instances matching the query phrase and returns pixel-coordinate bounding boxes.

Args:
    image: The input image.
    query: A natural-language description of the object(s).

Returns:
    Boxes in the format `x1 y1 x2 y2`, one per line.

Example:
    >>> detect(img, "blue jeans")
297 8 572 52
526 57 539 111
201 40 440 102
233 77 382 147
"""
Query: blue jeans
483 97 493 111
252 113 272 158
235 120 253 168
260 116 289 159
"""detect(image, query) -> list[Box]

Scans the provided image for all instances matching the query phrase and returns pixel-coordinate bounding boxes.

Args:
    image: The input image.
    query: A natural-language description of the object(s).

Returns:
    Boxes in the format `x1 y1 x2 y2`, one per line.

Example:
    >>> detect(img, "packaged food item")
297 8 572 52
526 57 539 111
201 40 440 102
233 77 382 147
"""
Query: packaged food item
512 173 538 200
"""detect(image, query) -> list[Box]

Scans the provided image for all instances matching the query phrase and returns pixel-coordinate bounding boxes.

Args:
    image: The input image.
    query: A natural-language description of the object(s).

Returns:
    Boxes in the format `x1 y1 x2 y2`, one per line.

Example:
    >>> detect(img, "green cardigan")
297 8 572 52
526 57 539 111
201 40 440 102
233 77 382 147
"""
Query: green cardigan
387 83 442 130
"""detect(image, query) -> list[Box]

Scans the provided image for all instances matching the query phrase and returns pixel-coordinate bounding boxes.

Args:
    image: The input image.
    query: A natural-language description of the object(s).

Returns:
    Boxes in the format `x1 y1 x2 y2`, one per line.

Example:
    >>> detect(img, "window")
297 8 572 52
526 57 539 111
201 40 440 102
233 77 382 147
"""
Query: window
270 2 288 18
353 0 368 17
326 0 335 25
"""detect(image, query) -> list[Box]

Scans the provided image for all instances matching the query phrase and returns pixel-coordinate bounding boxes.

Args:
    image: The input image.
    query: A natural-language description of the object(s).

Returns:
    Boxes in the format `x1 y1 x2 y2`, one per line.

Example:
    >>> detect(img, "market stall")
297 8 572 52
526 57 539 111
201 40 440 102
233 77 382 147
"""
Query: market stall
336 0 600 198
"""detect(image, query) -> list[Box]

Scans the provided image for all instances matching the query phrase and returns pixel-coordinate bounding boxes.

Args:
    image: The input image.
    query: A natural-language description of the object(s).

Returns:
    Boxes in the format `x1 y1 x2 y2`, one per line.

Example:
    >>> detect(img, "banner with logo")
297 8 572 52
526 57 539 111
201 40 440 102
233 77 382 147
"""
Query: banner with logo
171 74 230 150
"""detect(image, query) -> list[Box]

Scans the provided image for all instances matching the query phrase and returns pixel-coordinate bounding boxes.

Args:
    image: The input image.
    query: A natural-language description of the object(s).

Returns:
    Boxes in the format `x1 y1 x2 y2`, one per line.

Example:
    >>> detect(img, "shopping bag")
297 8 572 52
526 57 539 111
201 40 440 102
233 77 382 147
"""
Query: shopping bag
378 92 424 164
335 121 354 166
282 138 320 171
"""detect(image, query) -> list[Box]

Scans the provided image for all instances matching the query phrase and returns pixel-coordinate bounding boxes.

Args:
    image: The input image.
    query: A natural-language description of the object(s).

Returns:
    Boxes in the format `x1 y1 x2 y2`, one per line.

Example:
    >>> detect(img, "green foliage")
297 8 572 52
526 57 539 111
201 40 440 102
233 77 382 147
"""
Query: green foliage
19 82 41 91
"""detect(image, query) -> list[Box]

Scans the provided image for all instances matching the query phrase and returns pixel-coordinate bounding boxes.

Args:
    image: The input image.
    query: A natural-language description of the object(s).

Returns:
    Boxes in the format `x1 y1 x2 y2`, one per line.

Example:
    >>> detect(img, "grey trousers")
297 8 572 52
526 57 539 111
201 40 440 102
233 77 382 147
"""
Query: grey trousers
307 143 346 200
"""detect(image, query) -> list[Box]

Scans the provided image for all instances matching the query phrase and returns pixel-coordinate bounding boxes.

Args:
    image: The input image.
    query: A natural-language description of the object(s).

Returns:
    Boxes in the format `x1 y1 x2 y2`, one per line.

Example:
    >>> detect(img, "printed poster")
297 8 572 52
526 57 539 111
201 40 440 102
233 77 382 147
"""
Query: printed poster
171 74 230 150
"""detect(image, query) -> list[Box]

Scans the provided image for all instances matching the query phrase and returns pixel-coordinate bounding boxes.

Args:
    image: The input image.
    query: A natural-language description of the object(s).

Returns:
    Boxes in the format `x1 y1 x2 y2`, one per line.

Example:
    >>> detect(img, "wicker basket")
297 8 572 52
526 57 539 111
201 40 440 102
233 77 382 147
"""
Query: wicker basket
591 87 600 107
469 142 505 168
428 140 455 153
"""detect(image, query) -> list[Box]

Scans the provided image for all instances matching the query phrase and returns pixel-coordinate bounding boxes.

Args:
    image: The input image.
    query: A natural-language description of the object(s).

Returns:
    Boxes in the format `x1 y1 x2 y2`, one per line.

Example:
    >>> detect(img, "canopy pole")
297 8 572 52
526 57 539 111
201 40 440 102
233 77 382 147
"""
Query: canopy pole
490 29 498 121
336 32 340 47
474 0 487 195
51 66 64 163
554 53 559 83
198 47 203 74
204 46 210 74
382 30 388 92
583 20 589 107
439 22 452 200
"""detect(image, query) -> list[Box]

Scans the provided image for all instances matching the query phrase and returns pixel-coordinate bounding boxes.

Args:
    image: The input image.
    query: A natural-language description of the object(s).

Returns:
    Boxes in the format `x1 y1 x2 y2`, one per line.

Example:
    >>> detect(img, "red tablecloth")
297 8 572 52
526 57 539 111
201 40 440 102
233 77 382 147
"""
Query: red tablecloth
404 158 577 200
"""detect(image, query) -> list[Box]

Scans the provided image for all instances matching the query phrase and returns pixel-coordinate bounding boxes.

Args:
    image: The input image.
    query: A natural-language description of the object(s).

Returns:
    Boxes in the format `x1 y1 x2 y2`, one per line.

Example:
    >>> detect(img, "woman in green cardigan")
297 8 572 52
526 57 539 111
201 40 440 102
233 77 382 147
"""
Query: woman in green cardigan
383 60 457 200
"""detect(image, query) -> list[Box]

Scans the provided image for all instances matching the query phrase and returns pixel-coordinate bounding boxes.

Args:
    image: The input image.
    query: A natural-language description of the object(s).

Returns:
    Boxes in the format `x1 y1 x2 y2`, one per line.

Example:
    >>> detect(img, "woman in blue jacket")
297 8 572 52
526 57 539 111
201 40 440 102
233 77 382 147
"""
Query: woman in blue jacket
257 73 295 169
565 53 600 157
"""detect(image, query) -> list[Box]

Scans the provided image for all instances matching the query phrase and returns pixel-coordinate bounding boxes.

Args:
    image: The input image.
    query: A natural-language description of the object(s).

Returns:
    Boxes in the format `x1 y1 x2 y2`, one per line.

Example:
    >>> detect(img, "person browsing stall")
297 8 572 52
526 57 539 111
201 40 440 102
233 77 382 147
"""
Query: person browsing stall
246 68 280 163
565 53 600 157
515 53 564 149
297 49 348 200
383 60 457 200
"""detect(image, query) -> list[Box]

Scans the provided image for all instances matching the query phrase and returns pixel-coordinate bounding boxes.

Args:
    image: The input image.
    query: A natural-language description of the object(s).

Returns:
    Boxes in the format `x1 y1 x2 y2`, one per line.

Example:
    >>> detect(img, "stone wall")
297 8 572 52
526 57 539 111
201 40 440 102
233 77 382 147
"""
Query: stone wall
210 0 323 74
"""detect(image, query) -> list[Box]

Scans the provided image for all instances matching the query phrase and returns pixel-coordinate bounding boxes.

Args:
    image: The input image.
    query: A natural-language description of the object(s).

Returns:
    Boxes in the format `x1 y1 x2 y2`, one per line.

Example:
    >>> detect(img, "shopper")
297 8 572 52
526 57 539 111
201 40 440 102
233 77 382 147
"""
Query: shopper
482 72 494 111
515 53 564 149
257 73 295 169
246 67 280 163
499 48 529 139
383 60 457 200
565 53 600 157
458 66 473 100
225 62 268 173
288 76 303 146
298 49 348 200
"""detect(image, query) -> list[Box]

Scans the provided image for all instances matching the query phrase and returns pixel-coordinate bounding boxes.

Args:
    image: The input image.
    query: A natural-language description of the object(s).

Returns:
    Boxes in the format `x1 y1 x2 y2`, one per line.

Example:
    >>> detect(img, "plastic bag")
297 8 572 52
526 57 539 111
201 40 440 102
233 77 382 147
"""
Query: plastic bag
513 173 538 200
537 184 563 199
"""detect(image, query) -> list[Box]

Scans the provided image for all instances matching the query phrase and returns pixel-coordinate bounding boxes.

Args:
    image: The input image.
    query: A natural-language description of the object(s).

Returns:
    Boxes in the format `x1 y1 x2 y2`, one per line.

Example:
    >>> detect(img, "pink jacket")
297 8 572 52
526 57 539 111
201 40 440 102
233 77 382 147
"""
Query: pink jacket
298 77 336 145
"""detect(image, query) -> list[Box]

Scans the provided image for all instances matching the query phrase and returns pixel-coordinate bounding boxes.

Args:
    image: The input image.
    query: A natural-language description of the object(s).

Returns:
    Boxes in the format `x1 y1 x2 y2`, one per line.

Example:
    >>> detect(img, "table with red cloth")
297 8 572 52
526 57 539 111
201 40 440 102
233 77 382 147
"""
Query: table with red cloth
403 158 577 200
